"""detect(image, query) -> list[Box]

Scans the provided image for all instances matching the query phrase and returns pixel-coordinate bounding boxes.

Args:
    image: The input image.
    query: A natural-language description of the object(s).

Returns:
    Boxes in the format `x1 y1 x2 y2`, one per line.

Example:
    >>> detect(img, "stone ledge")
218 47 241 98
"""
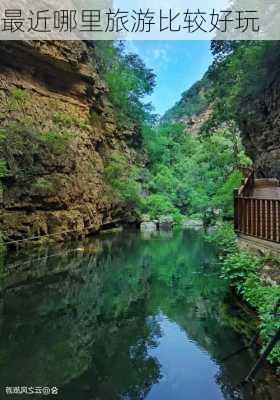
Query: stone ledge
237 233 280 256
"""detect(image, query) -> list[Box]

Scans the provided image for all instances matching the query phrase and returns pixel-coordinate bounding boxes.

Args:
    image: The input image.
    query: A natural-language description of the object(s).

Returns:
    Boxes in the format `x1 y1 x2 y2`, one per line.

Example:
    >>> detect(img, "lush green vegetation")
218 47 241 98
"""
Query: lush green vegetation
0 161 6 178
0 130 7 251
94 41 255 223
32 177 54 194
207 223 280 364
0 40 279 372
116 122 246 222
163 41 280 128
105 121 248 223
4 88 30 113
201 42 280 365
52 112 89 130
0 159 6 275
105 153 141 208
0 129 7 178
162 74 212 123
38 129 73 153
209 41 280 122
86 41 254 224
92 41 156 125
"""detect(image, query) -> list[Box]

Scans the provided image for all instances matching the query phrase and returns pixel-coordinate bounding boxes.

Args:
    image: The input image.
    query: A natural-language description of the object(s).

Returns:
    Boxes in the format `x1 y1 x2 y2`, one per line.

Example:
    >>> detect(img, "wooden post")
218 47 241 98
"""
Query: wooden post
257 199 261 238
244 328 280 383
234 189 239 232
267 200 271 241
278 201 280 243
272 200 277 242
248 199 252 235
261 200 266 240
244 300 280 383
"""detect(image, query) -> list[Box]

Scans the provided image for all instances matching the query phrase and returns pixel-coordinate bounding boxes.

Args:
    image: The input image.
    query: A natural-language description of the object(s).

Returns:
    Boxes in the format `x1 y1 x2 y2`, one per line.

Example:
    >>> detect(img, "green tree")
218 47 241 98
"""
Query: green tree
92 42 156 124
142 123 249 222
209 41 280 122
105 153 141 208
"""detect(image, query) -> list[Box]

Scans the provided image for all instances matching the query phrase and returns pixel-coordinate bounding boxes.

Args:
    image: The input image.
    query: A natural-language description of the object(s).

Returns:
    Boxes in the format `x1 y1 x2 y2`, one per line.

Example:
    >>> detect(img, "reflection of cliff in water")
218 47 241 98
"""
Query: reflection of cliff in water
0 233 161 398
0 230 279 399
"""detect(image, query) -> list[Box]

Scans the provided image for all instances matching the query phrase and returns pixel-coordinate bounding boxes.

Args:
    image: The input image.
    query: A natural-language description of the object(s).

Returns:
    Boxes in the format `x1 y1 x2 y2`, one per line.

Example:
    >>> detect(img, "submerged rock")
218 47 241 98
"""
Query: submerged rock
182 219 204 229
100 227 123 234
206 225 218 234
159 229 174 239
158 215 173 230
140 221 157 232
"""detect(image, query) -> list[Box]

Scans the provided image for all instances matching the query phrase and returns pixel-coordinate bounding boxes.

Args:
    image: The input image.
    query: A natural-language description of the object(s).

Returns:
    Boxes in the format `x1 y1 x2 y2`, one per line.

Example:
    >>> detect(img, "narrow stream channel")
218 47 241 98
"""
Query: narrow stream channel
0 229 279 399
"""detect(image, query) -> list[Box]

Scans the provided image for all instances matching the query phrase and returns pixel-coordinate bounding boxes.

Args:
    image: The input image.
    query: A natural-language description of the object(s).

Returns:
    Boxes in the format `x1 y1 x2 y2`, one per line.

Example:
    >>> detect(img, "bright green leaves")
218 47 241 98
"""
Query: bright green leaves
210 222 280 365
210 41 280 122
142 122 249 221
105 153 141 207
93 42 156 125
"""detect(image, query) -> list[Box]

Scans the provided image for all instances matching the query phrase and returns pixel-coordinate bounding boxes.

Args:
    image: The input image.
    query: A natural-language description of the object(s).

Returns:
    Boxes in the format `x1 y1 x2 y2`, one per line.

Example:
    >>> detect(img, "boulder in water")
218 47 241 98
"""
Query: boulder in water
159 215 174 230
182 219 204 229
140 221 157 232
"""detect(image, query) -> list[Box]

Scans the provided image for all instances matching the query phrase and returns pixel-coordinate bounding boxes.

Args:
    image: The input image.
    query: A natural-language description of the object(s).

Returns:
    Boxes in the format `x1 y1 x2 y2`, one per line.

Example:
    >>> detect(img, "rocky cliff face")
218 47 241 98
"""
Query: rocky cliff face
0 41 140 243
239 77 280 180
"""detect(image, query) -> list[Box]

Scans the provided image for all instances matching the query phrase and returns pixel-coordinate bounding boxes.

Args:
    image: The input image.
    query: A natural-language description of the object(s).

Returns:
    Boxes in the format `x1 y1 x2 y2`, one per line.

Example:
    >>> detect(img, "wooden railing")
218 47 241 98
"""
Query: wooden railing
238 169 255 197
234 195 280 243
234 169 280 243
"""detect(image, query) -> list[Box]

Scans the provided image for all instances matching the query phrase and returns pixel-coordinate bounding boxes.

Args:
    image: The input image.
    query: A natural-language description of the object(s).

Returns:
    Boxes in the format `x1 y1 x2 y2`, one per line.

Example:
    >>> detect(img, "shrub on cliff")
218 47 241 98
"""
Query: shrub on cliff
0 160 7 178
105 153 141 208
0 130 7 205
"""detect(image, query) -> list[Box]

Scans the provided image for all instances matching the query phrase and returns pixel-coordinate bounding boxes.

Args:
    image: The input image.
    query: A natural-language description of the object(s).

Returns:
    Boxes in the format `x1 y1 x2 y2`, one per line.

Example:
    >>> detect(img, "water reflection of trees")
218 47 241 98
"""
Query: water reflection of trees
0 233 162 397
141 230 276 400
0 230 277 399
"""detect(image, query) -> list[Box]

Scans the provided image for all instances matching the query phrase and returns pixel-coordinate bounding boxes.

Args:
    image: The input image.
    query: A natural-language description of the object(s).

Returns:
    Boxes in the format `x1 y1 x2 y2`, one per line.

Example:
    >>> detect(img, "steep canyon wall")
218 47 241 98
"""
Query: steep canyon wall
0 41 140 243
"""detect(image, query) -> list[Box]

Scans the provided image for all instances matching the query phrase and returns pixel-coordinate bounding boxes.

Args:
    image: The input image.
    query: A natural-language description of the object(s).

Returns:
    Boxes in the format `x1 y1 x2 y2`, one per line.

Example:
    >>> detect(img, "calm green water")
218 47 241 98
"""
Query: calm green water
0 229 279 399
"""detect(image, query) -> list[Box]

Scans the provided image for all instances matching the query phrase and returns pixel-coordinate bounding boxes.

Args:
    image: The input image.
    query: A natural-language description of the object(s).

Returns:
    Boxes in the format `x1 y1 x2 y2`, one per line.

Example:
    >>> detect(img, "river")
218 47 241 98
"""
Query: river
0 228 279 399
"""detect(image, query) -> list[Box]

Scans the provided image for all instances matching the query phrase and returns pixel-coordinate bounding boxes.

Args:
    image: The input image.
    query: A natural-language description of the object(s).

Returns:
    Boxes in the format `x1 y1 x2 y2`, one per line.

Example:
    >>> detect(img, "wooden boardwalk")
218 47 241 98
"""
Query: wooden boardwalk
234 170 280 246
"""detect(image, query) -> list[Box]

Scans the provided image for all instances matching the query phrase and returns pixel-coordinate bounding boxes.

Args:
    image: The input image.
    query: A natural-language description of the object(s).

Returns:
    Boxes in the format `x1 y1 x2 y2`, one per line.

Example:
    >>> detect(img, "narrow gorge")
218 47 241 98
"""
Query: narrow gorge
0 40 279 400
